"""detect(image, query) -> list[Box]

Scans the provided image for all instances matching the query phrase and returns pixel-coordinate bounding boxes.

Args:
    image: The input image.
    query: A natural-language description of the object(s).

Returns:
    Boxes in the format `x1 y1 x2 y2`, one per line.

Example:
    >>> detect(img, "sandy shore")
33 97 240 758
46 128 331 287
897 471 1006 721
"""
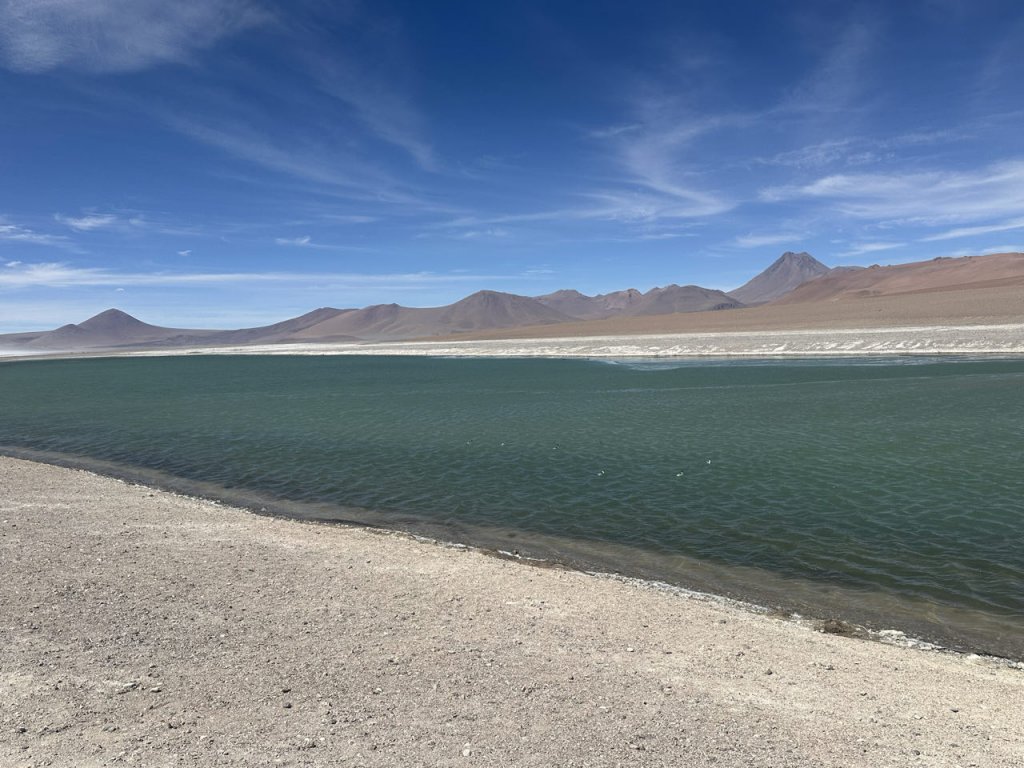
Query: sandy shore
2 457 1022 767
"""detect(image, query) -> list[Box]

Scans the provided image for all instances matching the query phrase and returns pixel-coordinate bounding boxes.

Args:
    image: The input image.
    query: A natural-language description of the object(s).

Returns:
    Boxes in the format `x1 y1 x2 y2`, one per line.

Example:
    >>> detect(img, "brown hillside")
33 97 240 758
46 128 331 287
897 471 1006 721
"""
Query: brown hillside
777 252 1024 304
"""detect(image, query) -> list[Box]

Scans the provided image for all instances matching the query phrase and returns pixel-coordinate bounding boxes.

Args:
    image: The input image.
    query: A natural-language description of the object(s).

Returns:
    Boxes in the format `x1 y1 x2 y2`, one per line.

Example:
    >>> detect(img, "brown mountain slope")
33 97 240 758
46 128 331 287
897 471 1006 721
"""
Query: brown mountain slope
437 290 572 331
201 307 352 345
776 252 1024 304
536 288 644 320
728 252 832 305
625 284 742 315
23 309 217 350
433 278 1024 342
291 291 572 341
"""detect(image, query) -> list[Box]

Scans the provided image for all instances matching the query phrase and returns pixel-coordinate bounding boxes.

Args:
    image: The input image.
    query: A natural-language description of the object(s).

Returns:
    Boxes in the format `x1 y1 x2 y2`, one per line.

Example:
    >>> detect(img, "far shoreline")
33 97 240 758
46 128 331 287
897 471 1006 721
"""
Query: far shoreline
3 321 1024 362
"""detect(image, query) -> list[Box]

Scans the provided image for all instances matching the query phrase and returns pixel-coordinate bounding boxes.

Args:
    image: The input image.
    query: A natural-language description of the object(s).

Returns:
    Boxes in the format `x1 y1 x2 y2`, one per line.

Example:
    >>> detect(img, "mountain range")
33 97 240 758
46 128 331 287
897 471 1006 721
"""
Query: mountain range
3 251 1022 352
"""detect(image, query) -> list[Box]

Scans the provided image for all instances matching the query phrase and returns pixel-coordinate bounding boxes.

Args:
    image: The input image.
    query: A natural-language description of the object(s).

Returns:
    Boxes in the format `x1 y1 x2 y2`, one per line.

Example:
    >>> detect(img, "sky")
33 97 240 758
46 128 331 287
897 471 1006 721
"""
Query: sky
1 0 1023 331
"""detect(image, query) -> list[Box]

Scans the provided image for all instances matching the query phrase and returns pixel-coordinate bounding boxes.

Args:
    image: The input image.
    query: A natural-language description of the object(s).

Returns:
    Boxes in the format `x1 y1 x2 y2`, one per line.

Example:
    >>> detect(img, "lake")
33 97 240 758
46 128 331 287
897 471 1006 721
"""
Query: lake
2 354 1022 657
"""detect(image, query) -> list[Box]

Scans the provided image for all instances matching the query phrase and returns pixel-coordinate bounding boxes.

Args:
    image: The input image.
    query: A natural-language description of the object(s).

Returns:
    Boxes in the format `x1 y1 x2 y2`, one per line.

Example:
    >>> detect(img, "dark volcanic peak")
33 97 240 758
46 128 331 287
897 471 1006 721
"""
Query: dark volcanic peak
728 251 831 305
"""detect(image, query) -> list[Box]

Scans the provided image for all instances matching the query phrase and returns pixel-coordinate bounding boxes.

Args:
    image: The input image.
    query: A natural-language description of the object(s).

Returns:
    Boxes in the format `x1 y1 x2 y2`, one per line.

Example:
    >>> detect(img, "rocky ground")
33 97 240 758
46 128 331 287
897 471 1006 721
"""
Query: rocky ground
1 456 1022 767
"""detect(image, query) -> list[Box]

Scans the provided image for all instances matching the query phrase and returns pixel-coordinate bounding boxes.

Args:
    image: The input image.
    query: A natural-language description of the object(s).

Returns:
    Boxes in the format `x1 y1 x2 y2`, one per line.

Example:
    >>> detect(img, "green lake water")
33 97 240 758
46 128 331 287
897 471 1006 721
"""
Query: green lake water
1 354 1022 657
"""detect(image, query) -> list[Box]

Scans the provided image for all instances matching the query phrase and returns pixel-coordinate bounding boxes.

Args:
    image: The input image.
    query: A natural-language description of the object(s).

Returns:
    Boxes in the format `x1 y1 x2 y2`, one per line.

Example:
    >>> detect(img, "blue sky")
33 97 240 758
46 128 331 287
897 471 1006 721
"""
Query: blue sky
1 0 1023 331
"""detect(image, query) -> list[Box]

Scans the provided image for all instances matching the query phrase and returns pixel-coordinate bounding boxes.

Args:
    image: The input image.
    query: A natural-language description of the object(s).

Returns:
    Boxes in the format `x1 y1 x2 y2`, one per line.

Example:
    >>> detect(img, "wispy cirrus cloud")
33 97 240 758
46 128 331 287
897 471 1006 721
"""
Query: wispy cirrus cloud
294 7 437 171
0 222 70 247
273 235 368 251
438 195 683 232
275 235 312 246
164 114 437 211
444 228 510 241
734 232 807 248
54 213 119 231
779 21 875 116
761 159 1024 224
0 261 516 290
0 0 265 74
920 217 1024 242
602 102 734 219
588 124 641 140
53 210 205 238
759 139 864 169
308 52 437 172
837 241 905 258
758 130 968 170
439 118 735 234
169 117 372 190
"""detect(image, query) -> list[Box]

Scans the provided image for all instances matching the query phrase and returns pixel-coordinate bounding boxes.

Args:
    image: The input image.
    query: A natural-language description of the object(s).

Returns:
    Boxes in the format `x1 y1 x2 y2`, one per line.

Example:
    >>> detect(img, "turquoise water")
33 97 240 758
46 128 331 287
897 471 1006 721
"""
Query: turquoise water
1 355 1022 657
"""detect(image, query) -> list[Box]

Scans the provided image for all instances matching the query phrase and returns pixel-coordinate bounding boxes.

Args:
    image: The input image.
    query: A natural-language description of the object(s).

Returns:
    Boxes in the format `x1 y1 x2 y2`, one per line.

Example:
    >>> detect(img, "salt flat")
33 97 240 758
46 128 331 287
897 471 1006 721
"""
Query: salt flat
121 322 1024 359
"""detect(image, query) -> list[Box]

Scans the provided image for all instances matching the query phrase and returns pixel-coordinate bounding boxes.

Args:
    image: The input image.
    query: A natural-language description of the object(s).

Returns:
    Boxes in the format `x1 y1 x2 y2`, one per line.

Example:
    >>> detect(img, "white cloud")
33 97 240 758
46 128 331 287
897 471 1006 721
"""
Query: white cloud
734 232 805 248
55 213 118 231
452 228 509 240
271 235 367 252
760 139 860 169
761 160 1024 224
177 249 192 257
0 0 265 74
320 214 377 224
920 217 1024 242
165 116 432 209
275 235 312 246
0 223 68 246
588 124 641 139
0 261 518 290
779 21 874 116
837 242 905 258
611 112 733 218
302 21 437 171
314 66 437 172
579 92 737 223
637 232 690 241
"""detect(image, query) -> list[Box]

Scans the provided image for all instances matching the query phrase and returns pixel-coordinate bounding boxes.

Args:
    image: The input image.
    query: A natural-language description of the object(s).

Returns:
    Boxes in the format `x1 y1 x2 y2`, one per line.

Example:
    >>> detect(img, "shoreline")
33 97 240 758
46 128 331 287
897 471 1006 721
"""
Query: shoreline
2 455 1023 766
4 445 1022 663
2 321 1024 362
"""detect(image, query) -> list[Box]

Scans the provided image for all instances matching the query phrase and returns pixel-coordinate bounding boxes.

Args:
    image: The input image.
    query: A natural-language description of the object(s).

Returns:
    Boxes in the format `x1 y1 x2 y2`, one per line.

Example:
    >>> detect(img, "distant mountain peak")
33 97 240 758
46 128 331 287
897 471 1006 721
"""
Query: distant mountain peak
78 308 154 331
728 251 831 305
535 286 646 320
83 307 138 321
775 251 824 269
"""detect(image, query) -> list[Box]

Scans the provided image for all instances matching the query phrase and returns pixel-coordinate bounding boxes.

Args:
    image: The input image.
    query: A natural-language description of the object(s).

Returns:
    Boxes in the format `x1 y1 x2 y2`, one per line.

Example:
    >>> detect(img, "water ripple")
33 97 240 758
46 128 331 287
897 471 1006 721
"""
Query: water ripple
1 354 1023 656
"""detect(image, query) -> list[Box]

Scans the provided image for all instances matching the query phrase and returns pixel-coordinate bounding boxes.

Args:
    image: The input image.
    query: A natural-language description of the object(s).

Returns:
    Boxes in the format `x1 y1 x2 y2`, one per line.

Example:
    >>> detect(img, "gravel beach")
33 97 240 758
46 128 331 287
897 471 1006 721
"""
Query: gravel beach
2 456 1022 767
